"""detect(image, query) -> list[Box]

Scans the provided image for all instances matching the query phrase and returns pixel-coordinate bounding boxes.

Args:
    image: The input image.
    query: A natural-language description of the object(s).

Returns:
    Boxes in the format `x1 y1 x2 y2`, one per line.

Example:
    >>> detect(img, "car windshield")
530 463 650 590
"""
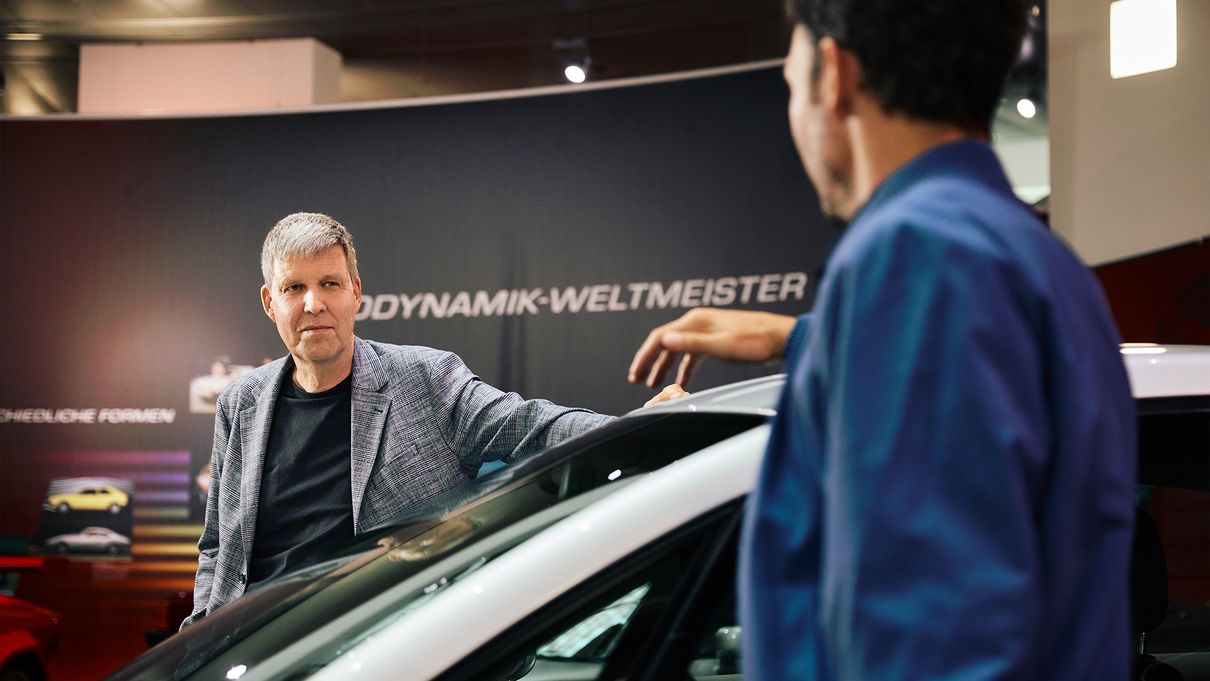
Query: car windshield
106 410 765 681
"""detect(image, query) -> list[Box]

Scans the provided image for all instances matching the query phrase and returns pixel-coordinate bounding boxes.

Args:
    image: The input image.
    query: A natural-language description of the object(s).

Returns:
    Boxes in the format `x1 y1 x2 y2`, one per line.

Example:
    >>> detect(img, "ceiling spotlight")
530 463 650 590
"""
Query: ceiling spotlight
564 64 587 84
1016 98 1037 119
555 37 591 85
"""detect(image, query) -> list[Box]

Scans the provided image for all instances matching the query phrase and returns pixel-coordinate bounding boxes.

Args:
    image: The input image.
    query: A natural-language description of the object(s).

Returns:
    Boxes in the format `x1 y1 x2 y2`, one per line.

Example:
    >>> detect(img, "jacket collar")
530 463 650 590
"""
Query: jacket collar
852 138 1015 226
261 337 378 398
351 336 388 393
349 336 390 533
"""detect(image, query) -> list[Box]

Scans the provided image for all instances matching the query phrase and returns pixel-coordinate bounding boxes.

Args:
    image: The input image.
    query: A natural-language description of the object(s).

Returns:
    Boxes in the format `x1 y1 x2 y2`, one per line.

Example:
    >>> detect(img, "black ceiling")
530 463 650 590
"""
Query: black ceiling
0 0 1044 131
0 0 791 113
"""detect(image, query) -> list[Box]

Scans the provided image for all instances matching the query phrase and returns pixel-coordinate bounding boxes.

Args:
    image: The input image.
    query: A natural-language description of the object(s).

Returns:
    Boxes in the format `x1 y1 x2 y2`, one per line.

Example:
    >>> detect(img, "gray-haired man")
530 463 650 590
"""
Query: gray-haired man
183 212 613 627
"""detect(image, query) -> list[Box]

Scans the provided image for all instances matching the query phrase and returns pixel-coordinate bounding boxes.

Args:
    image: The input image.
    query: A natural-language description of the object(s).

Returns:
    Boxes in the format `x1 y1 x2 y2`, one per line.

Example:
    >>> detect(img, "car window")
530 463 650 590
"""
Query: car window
436 504 742 681
535 584 650 661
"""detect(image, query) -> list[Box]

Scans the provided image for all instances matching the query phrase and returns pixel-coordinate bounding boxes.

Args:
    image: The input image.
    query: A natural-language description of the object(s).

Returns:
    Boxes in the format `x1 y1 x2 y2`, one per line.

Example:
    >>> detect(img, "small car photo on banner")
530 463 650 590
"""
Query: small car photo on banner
35 477 134 557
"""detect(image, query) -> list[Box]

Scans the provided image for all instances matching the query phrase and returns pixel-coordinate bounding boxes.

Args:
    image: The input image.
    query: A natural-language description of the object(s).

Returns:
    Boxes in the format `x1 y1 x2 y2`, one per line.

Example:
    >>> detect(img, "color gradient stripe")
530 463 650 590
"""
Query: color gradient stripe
126 471 193 485
133 524 204 538
135 490 190 503
39 451 191 465
134 508 190 520
132 543 200 557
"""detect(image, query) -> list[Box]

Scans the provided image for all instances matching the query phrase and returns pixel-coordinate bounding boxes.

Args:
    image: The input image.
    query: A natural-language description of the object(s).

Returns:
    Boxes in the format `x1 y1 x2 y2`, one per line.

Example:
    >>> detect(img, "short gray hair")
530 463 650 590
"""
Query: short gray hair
261 212 360 286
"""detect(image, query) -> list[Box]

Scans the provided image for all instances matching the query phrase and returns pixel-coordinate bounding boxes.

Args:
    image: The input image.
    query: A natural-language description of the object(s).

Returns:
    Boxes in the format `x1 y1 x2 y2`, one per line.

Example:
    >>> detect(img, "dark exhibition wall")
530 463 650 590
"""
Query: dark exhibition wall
1095 239 1210 346
0 64 834 679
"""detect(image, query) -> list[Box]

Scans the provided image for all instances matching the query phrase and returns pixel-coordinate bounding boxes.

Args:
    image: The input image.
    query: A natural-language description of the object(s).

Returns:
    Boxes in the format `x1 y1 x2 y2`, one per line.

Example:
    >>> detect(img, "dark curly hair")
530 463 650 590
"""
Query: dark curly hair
789 0 1028 135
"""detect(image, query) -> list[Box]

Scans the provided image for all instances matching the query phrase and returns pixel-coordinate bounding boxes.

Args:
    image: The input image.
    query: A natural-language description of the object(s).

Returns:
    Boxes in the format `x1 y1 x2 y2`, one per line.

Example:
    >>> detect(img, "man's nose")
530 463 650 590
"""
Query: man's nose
303 288 325 314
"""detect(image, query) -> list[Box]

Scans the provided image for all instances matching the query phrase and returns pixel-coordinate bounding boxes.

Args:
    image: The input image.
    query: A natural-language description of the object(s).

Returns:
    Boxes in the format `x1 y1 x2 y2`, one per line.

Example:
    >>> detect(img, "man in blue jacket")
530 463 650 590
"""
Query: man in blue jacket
631 1 1136 678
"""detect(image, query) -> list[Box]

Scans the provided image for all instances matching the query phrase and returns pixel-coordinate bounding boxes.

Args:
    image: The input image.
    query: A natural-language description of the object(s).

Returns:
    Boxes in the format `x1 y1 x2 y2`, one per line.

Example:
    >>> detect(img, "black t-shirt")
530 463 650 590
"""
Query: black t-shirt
248 369 354 586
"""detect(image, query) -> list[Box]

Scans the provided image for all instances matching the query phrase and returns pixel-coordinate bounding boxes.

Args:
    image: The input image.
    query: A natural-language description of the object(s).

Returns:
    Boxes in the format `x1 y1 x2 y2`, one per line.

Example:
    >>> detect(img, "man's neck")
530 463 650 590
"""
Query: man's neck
291 356 353 393
846 116 978 218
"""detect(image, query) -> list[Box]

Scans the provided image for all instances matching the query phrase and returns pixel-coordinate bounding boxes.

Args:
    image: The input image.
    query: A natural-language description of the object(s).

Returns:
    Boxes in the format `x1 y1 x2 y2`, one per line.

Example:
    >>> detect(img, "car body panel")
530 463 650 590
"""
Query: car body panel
0 595 61 674
304 424 768 681
630 374 783 416
1122 344 1210 398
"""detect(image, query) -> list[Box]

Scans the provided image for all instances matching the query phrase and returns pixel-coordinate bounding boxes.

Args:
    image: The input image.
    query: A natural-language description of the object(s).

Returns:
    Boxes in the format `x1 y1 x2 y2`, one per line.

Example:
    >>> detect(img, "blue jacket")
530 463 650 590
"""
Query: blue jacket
740 140 1136 680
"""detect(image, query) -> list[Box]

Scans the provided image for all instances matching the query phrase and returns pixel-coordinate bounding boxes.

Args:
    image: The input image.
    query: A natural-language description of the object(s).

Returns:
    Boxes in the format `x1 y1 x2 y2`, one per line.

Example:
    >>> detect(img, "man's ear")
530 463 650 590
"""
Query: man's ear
352 277 362 308
261 285 276 321
817 37 859 119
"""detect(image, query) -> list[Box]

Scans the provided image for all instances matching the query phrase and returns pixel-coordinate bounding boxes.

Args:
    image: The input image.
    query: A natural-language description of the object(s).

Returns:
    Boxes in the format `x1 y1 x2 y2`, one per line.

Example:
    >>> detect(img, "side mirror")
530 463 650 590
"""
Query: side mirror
503 652 536 681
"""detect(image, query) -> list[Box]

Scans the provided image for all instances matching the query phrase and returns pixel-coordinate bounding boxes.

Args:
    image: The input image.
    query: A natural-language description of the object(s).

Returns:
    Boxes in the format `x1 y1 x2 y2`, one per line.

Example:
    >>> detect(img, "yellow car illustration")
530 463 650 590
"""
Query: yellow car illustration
45 486 129 514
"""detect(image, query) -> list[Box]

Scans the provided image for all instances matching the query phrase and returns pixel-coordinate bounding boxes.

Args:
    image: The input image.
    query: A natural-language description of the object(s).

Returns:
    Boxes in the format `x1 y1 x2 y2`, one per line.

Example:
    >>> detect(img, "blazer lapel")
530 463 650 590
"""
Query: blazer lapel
238 361 289 565
350 337 390 534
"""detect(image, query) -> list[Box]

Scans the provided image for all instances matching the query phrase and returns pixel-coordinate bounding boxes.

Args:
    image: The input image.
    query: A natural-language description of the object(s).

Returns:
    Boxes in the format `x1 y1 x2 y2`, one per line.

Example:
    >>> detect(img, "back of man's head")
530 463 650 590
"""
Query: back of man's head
789 0 1027 136
261 212 360 287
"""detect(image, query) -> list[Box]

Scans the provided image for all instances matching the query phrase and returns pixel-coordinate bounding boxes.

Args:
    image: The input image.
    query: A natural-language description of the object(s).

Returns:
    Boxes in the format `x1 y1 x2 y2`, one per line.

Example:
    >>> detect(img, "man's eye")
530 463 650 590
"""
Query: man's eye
323 281 341 287
284 284 303 293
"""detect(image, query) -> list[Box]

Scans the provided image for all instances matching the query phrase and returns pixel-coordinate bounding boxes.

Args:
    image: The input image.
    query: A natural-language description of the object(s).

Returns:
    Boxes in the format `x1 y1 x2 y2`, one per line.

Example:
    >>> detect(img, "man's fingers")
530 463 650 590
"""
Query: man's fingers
646 348 678 389
629 327 671 383
643 383 690 408
676 353 703 388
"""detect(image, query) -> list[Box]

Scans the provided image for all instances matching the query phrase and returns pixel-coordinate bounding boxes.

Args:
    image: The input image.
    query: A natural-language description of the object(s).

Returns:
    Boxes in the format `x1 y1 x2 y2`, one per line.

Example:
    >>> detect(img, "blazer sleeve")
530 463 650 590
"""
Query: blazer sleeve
180 398 230 630
420 349 614 468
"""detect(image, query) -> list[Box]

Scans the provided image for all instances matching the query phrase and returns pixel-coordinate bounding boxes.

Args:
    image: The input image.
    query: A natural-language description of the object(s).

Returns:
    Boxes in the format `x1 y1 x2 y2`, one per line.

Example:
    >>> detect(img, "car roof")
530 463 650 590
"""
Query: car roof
631 344 1210 412
628 374 783 416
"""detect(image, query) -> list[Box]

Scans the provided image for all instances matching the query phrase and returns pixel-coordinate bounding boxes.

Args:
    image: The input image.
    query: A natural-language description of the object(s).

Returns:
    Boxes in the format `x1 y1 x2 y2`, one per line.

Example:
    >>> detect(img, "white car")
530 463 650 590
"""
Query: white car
107 349 1210 681
44 526 131 555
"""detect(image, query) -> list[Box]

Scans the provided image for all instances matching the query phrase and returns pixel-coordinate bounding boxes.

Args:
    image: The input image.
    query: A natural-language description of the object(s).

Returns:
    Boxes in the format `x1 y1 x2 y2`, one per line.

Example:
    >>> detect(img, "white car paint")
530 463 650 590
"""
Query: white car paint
1121 344 1210 398
633 373 783 416
302 424 769 681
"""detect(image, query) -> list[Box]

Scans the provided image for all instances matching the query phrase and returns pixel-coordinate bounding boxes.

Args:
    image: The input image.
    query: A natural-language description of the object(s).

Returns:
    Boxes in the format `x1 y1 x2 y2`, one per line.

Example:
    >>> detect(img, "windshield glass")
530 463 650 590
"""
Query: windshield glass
106 410 765 681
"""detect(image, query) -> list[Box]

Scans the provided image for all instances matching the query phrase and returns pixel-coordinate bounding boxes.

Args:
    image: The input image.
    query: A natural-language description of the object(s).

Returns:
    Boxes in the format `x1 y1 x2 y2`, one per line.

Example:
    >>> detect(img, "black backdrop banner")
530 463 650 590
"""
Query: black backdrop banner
1 63 838 425
0 63 836 678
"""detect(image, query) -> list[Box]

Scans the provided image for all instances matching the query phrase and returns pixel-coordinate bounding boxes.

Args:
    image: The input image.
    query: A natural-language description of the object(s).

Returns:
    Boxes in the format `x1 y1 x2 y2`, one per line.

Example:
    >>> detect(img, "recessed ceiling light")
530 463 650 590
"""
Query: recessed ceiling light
1110 0 1178 79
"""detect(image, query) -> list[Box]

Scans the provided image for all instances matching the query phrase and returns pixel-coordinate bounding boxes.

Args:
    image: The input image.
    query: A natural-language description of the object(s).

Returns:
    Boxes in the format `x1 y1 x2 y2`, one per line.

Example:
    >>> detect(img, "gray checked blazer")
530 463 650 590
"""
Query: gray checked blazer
183 337 612 628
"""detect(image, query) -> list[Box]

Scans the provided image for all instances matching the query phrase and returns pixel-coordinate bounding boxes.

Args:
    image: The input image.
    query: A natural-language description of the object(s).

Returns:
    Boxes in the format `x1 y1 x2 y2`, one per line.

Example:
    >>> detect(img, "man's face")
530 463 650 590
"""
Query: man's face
261 245 362 371
784 24 853 220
